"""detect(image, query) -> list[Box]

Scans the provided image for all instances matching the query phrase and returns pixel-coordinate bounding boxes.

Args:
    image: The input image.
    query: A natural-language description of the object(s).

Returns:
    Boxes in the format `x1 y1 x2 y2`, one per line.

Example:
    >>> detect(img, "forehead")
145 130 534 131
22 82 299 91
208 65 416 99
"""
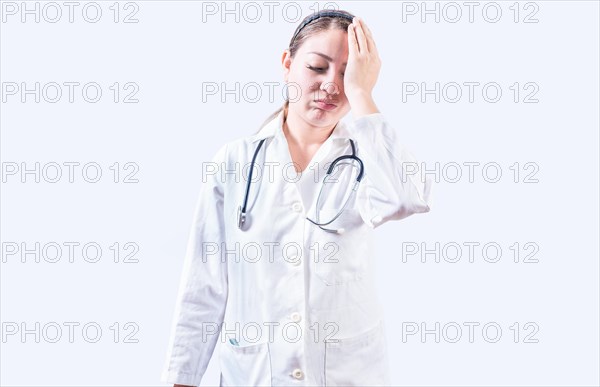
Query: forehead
297 29 349 59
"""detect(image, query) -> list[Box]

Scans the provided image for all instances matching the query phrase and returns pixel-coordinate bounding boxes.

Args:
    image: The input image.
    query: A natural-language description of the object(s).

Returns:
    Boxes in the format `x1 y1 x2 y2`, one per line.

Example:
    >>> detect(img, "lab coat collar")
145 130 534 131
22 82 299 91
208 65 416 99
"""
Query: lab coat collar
251 107 352 144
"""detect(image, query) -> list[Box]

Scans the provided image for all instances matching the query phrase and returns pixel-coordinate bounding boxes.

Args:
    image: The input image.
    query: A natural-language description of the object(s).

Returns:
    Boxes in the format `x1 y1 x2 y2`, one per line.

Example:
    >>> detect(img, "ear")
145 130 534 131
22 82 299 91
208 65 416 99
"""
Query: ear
281 49 292 83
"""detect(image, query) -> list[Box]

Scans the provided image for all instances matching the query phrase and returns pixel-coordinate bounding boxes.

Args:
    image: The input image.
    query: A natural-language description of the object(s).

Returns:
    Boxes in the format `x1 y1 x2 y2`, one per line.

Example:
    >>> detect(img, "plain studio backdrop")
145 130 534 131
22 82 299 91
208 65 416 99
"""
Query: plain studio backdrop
1 1 598 386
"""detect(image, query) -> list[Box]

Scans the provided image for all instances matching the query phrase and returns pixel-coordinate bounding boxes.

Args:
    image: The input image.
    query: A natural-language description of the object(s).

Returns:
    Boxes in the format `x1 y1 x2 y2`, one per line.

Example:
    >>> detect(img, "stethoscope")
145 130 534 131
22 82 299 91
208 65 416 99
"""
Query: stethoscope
237 137 364 234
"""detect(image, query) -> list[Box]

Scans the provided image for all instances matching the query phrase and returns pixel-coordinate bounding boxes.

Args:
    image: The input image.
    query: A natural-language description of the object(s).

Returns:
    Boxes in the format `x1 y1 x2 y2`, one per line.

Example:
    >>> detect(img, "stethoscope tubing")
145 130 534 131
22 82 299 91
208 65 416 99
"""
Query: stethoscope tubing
238 137 363 232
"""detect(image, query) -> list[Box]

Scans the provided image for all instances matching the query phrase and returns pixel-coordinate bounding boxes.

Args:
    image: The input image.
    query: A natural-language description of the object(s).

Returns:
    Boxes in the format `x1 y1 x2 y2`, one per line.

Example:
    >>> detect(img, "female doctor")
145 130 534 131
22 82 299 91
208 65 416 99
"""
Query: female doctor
162 9 432 387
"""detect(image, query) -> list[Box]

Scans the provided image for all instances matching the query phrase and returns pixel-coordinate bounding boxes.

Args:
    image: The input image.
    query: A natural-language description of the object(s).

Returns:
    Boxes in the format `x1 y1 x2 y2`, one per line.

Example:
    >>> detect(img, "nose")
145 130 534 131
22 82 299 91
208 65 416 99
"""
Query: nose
319 72 342 96
320 81 340 96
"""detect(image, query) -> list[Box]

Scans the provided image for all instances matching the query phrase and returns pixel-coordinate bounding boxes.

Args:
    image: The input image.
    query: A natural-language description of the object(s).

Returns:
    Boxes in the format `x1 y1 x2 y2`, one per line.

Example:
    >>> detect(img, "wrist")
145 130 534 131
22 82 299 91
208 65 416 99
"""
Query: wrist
348 91 379 120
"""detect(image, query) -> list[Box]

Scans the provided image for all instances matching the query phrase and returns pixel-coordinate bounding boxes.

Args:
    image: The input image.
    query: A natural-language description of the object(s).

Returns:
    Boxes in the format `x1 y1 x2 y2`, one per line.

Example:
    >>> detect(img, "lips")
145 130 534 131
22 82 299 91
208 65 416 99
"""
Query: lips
315 99 337 111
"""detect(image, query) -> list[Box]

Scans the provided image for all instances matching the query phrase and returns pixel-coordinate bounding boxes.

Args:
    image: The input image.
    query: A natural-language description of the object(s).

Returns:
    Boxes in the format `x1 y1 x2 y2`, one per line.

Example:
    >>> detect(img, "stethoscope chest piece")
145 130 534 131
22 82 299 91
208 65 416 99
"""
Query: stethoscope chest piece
237 205 247 230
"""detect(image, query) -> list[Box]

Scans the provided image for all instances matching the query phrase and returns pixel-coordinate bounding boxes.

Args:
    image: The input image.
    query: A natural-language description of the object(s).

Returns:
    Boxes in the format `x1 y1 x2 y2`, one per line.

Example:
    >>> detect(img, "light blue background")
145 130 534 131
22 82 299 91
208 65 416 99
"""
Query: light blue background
1 1 598 386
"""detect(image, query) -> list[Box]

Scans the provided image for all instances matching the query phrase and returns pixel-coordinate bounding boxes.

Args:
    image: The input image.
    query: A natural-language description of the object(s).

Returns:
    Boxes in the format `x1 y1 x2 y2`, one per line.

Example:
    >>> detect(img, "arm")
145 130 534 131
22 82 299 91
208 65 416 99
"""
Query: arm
351 110 433 228
161 144 229 387
344 17 432 228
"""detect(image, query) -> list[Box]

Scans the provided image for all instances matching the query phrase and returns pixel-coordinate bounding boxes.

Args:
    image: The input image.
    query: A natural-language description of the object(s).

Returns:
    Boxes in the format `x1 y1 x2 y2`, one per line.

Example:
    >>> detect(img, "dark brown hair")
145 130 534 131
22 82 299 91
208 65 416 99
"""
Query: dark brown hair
255 9 355 133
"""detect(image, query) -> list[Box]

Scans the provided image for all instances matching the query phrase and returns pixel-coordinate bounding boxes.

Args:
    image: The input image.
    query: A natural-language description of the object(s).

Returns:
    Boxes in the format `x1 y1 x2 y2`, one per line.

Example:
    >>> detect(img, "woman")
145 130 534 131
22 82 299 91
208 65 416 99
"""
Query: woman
162 9 432 387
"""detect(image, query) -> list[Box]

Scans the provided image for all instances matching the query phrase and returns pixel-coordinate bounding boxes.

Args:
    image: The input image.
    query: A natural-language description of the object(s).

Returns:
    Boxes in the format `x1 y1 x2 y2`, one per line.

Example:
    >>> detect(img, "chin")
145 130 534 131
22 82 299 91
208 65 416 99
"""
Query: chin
307 111 341 126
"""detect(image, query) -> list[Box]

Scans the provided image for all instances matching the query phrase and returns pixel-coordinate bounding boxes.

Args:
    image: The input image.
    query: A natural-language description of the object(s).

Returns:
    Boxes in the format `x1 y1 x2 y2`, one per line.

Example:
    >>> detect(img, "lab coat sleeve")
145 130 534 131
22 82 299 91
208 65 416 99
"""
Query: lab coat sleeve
161 144 229 387
352 113 433 229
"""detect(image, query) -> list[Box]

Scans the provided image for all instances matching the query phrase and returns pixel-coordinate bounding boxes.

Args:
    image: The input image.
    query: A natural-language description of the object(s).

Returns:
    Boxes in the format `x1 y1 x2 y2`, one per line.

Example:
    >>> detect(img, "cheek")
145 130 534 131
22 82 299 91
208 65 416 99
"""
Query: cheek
289 72 315 98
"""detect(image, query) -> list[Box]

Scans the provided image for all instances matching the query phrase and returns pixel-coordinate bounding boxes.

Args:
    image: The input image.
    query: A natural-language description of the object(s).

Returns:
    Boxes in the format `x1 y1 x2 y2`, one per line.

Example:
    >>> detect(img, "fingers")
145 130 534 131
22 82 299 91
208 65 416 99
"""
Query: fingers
359 18 379 57
352 17 369 54
348 23 359 56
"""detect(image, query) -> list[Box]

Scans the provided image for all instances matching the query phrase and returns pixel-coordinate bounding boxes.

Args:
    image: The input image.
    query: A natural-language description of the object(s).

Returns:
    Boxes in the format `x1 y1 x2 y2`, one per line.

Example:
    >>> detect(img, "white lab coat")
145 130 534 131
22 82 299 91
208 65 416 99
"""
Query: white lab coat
161 107 433 386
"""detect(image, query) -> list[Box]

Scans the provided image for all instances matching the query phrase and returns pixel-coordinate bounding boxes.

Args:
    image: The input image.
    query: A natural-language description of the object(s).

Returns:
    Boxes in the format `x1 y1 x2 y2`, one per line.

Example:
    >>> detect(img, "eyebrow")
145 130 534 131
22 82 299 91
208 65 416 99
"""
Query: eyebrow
307 51 347 66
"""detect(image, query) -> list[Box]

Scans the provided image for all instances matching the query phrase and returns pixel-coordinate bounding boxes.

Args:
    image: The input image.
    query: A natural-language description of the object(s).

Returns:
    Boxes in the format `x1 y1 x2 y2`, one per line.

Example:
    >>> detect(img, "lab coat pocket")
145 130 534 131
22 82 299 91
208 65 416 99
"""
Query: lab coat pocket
219 340 272 387
312 208 368 286
324 321 390 386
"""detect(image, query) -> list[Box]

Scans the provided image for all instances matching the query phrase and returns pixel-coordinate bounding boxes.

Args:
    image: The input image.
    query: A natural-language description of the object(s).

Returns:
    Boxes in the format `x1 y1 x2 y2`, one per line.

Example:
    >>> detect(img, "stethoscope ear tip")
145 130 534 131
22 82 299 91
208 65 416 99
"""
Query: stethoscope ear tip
336 228 345 235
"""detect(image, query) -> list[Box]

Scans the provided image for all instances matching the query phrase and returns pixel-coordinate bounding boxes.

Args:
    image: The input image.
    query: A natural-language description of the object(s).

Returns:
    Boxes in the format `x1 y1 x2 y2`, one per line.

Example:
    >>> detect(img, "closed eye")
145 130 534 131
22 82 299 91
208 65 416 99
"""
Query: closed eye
307 65 345 77
307 65 325 73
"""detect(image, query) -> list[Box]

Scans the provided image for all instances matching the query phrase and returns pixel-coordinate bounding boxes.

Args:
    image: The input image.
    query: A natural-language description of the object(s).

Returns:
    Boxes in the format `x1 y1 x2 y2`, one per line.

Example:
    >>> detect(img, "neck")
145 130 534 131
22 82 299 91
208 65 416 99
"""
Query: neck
283 105 335 148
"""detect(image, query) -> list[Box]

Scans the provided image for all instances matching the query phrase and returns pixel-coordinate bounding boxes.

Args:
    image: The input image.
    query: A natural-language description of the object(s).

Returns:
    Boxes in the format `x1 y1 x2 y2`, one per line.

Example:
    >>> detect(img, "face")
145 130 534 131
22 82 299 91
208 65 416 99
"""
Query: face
282 27 351 129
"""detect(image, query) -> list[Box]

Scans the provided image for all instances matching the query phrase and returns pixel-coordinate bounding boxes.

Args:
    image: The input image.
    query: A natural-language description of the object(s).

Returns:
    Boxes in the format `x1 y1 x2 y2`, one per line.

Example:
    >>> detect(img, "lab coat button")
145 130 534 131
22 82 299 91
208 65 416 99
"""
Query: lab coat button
371 215 383 224
292 368 304 379
292 202 303 212
290 312 302 323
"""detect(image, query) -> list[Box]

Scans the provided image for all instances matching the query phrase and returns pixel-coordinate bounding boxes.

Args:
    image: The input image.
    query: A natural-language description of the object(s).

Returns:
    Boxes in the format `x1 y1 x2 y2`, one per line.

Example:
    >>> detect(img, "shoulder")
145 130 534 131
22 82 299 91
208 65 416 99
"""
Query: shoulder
212 134 262 163
208 105 283 165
